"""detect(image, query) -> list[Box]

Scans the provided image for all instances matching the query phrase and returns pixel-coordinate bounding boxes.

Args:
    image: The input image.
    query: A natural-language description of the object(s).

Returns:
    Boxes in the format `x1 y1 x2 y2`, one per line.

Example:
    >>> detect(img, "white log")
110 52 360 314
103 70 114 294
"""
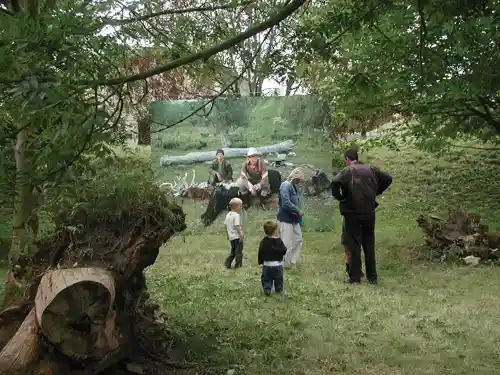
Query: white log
159 140 294 166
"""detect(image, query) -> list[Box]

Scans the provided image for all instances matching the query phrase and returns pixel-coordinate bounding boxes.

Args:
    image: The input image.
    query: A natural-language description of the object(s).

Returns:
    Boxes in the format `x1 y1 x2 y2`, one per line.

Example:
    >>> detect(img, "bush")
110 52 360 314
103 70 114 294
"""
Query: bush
44 153 178 230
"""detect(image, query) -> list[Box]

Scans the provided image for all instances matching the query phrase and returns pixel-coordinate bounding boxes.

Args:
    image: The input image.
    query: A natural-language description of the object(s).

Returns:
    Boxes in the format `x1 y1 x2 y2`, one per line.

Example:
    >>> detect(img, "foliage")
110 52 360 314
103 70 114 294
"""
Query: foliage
297 0 500 150
151 95 328 140
152 0 303 97
43 153 166 227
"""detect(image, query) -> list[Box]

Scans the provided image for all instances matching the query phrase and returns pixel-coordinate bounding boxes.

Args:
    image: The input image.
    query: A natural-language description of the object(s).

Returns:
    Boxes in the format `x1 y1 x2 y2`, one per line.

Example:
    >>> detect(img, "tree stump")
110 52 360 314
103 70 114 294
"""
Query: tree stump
0 195 187 374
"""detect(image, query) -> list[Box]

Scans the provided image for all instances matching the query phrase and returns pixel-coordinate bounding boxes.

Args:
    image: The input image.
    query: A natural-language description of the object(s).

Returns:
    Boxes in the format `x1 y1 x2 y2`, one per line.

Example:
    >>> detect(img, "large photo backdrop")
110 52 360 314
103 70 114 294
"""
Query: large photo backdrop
151 95 328 167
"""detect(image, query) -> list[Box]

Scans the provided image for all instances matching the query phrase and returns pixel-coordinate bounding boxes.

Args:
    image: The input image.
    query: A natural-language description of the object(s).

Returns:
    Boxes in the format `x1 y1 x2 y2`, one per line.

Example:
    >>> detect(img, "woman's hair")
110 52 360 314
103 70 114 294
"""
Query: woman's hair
287 167 305 182
263 219 278 236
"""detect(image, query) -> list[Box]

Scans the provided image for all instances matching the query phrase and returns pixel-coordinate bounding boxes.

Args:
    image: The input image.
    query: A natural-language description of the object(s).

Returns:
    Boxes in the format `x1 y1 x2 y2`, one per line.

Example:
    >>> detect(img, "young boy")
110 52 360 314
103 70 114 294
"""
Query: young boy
224 197 244 268
258 220 288 296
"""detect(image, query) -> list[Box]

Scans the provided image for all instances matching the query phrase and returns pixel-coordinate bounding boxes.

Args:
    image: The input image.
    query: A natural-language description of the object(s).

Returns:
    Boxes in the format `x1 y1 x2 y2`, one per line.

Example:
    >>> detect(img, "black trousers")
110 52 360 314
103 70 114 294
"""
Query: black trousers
342 212 377 282
261 265 284 294
224 239 243 268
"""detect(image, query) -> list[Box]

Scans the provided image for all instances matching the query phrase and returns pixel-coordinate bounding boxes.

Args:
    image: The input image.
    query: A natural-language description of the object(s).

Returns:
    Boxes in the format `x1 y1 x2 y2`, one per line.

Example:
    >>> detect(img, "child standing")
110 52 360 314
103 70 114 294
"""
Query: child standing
258 220 288 296
224 197 244 268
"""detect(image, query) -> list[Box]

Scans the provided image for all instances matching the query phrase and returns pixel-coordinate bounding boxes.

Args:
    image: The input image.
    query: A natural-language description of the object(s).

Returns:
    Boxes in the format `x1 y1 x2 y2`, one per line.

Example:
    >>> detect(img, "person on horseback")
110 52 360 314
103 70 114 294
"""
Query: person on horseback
208 149 233 186
237 148 270 197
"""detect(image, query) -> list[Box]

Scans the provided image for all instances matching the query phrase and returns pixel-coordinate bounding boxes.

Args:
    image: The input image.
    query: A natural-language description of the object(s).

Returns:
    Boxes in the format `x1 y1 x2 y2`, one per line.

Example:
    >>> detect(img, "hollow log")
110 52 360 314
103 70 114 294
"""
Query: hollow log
159 140 294 166
35 268 118 361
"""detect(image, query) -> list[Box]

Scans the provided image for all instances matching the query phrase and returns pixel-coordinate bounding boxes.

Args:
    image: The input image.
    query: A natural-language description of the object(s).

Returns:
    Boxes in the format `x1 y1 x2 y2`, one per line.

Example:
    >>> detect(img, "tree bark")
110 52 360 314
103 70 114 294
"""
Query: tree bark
4 124 32 307
0 309 51 375
159 140 293 166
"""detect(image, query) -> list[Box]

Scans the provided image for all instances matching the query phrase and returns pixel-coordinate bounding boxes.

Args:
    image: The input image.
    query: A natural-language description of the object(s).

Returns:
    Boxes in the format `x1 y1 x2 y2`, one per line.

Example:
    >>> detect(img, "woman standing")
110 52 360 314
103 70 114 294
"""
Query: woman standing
277 167 305 268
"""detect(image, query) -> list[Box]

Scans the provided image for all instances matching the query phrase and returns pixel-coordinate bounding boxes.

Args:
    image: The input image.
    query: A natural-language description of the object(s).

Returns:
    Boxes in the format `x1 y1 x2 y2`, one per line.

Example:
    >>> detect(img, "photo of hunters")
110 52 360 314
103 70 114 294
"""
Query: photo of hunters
331 148 393 284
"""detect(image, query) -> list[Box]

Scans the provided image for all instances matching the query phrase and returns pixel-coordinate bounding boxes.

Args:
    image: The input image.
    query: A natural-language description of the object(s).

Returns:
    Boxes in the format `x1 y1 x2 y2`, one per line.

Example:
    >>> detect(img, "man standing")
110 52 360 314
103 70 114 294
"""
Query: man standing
331 148 392 284
208 149 233 186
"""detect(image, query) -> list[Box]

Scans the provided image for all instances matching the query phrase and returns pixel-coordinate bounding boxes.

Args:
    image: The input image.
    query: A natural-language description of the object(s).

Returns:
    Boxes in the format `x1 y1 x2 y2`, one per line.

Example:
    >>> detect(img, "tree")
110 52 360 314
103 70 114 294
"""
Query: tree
296 0 500 149
154 0 305 97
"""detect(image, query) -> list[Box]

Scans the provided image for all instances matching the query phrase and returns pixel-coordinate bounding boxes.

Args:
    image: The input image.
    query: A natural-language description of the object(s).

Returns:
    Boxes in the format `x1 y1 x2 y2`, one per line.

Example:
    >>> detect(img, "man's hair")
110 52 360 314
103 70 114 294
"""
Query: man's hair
344 148 359 161
216 148 224 156
263 219 278 236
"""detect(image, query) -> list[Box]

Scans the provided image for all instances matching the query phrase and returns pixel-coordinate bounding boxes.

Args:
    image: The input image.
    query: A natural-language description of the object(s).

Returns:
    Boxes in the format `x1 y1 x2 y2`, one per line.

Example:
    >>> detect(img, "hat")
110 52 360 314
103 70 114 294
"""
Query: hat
229 197 243 205
216 148 224 155
246 147 261 157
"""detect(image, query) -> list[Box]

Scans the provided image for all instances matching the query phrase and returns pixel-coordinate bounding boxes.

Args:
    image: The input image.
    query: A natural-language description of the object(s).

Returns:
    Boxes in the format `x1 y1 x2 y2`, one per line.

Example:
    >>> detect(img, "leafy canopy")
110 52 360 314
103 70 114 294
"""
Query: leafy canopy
296 0 500 150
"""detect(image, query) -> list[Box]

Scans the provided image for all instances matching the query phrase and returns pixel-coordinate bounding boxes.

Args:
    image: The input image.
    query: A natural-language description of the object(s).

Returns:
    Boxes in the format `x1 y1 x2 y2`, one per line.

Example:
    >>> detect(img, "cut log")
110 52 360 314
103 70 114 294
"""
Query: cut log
35 268 118 361
159 140 294 166
0 308 69 375
0 309 40 375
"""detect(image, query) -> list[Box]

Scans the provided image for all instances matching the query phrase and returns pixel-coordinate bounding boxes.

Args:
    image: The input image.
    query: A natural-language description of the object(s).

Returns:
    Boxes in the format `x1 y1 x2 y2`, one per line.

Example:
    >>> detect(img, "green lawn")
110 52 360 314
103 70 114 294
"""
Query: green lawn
146 138 500 375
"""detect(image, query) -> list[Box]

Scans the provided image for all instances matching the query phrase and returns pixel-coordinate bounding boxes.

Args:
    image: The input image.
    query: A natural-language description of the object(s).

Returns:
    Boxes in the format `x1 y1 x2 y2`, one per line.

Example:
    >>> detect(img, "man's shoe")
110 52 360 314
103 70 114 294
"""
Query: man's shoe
368 279 378 285
344 279 360 284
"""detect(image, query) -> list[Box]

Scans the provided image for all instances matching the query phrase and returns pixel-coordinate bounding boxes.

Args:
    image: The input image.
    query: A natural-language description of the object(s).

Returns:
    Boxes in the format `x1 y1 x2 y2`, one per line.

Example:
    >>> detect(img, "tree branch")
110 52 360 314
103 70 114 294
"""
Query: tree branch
82 0 307 87
102 0 255 26
151 28 274 133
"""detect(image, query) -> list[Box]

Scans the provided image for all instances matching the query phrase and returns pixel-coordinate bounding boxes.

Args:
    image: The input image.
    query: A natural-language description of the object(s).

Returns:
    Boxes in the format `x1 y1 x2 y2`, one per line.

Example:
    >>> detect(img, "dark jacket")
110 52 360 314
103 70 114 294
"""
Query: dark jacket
210 159 233 181
331 161 392 215
277 180 301 224
258 236 287 265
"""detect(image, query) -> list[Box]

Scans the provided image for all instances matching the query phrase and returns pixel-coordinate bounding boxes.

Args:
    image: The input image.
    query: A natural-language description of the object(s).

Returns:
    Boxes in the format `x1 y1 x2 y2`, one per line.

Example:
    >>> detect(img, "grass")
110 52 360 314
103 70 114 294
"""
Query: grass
146 124 500 375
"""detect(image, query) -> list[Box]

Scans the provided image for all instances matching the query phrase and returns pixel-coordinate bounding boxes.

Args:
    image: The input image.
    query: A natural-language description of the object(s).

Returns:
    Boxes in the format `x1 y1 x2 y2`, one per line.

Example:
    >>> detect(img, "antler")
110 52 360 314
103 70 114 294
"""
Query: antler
190 169 196 187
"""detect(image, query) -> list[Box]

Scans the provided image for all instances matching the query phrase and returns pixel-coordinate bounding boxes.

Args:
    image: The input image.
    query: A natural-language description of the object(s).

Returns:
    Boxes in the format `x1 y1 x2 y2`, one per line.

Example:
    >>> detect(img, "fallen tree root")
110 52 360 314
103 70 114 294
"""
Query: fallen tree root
417 210 500 264
0 194 187 374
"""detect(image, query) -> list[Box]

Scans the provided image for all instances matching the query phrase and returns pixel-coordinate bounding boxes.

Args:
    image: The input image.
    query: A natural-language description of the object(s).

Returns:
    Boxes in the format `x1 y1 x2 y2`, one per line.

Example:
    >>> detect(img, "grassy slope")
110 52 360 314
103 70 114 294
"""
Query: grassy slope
149 123 500 375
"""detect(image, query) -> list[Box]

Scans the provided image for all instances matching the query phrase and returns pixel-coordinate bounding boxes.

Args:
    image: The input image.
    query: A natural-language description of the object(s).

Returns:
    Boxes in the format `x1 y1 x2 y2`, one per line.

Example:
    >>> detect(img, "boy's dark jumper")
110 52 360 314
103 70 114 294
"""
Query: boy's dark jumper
258 236 287 295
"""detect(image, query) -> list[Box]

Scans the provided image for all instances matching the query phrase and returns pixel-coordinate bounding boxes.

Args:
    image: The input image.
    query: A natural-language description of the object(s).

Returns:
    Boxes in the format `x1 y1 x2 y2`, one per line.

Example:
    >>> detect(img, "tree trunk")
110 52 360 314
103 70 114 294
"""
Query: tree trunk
4 124 33 307
0 268 119 375
0 309 53 375
285 76 295 96
137 117 151 146
159 140 294 166
417 211 500 262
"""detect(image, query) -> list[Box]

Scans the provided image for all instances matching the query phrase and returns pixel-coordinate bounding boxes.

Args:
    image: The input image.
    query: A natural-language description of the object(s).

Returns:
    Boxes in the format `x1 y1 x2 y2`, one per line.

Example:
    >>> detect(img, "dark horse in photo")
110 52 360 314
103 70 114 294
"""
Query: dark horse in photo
200 169 282 226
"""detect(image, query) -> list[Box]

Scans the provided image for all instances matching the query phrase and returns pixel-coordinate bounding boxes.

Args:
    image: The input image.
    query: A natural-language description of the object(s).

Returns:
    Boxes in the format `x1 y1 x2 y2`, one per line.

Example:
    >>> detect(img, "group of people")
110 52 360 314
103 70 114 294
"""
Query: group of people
208 147 270 197
216 147 392 295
